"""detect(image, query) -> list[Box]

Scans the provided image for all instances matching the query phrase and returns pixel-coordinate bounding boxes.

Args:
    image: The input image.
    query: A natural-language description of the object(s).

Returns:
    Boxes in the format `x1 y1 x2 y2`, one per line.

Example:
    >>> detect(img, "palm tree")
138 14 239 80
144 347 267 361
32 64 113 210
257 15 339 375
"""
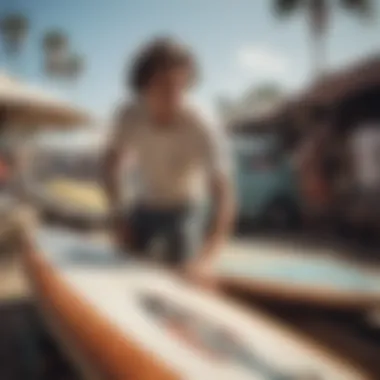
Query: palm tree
42 31 85 101
64 53 84 84
62 53 85 100
42 29 69 80
0 13 29 74
241 82 284 112
251 82 284 102
273 0 374 79
218 82 284 123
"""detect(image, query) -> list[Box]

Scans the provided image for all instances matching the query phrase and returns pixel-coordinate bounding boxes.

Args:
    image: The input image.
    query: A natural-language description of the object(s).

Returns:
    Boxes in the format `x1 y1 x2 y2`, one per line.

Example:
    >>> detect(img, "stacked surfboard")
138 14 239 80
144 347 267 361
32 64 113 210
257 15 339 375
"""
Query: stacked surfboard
23 228 369 379
213 243 380 310
33 179 108 229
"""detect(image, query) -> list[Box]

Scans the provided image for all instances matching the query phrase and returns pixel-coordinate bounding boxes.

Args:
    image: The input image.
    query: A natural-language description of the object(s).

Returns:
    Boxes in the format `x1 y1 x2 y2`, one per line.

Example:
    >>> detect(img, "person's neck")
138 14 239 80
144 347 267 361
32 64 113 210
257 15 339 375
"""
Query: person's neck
140 99 185 128
153 111 174 126
148 108 182 128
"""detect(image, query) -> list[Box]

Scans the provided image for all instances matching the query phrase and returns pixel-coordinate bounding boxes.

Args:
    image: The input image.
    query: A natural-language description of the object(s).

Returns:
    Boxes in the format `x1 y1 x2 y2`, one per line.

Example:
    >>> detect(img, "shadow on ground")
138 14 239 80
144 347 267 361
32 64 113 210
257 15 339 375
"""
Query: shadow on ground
0 301 81 380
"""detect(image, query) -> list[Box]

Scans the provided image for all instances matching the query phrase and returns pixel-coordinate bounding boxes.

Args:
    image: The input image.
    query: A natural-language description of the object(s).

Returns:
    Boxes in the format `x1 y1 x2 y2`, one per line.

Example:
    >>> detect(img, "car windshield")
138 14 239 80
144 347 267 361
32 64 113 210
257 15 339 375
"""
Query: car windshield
233 133 278 151
233 134 281 156
233 133 283 166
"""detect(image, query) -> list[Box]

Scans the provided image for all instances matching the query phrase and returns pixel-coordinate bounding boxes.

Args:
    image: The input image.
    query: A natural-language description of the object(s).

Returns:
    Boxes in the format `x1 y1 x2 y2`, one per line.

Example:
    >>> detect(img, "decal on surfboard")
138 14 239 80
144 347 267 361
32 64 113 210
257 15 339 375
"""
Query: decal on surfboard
140 293 322 380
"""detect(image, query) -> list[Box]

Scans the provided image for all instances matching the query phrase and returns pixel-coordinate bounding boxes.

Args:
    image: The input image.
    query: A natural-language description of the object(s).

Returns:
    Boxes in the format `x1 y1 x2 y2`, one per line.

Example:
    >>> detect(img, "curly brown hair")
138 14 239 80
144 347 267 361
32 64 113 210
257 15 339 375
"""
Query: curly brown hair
128 37 198 94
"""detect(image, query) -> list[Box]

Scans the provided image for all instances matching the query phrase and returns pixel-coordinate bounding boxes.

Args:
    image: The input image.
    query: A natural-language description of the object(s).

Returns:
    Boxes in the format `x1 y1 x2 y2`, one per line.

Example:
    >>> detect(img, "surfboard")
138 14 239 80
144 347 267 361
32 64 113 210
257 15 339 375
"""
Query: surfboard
32 182 108 229
214 245 380 310
43 179 107 213
21 227 370 380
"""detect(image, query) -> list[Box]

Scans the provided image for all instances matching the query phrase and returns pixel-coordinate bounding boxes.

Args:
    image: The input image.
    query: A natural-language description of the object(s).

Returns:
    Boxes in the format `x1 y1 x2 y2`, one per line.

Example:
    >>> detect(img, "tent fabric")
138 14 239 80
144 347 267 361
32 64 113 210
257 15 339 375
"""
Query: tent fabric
0 73 92 127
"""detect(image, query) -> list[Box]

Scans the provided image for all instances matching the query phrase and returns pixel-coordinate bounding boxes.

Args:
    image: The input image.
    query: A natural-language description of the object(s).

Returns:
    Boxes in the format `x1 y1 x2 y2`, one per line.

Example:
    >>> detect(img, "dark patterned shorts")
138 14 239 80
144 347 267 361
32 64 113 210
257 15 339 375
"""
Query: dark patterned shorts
123 203 204 266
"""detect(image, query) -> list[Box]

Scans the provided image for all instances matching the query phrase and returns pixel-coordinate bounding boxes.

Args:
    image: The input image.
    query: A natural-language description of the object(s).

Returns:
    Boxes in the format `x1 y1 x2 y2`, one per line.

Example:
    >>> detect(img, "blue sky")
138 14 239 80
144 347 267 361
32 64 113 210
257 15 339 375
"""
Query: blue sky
1 0 379 122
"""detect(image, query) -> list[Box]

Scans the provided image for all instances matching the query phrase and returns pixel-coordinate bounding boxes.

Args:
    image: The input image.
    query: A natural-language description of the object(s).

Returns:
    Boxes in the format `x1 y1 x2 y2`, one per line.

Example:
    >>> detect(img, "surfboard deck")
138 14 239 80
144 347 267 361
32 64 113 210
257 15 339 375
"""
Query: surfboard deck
213 246 380 310
33 189 108 229
22 228 370 380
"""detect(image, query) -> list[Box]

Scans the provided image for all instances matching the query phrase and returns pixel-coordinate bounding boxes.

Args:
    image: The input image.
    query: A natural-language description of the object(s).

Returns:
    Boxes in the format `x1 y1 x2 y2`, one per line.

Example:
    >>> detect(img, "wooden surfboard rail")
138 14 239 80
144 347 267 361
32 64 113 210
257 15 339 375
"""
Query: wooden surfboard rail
214 250 380 311
35 197 108 231
40 207 107 231
20 228 373 380
217 275 380 311
22 236 180 380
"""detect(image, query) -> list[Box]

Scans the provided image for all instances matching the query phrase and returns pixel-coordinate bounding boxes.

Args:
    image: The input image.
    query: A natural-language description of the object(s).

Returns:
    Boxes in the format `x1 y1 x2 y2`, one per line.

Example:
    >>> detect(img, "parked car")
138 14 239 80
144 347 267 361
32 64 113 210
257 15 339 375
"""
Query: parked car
233 133 301 229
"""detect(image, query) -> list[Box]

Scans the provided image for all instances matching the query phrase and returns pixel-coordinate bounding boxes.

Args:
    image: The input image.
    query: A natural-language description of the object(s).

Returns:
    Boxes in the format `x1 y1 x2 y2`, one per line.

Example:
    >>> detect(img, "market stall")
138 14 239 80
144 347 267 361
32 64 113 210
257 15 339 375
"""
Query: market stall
0 72 93 241
287 55 380 240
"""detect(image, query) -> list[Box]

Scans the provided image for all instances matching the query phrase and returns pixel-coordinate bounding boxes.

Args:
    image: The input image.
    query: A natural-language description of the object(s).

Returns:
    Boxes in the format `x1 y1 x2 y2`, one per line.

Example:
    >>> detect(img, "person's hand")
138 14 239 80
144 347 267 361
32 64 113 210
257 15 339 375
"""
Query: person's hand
118 223 134 248
184 256 217 290
111 210 133 250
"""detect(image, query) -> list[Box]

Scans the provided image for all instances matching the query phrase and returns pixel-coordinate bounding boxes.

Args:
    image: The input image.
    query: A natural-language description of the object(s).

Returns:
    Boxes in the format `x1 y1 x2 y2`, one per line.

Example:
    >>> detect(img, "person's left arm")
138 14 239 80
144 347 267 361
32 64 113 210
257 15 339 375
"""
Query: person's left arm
198 121 236 264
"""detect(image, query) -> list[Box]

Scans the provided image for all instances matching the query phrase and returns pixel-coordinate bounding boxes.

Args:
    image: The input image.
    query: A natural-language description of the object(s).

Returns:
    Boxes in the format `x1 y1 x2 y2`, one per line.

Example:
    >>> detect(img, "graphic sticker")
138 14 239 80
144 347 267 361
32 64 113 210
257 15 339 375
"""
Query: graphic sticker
139 293 322 380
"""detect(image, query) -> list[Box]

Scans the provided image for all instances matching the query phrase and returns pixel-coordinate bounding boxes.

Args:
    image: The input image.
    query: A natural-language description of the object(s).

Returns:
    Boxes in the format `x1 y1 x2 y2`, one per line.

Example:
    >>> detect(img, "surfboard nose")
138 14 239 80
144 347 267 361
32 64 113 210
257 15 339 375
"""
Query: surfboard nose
33 227 126 269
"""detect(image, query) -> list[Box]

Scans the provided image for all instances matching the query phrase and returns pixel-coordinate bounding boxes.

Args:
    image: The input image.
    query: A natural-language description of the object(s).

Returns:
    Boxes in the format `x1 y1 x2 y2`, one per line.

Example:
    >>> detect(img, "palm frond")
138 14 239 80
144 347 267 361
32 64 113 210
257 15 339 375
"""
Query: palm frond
254 82 284 100
272 0 304 17
340 0 375 18
1 13 29 36
42 29 69 55
43 57 65 78
0 13 29 53
63 53 85 80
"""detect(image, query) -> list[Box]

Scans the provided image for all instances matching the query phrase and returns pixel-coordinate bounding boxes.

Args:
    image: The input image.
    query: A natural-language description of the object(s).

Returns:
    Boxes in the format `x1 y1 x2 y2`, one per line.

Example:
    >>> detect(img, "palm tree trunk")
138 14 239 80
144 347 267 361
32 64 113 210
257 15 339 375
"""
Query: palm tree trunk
308 0 329 80
309 26 326 80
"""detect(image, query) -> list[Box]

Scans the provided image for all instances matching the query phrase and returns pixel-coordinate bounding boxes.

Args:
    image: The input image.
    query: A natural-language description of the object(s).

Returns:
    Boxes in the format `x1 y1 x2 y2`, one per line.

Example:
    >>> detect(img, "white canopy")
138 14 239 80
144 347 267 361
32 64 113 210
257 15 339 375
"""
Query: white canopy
0 73 92 128
35 129 107 153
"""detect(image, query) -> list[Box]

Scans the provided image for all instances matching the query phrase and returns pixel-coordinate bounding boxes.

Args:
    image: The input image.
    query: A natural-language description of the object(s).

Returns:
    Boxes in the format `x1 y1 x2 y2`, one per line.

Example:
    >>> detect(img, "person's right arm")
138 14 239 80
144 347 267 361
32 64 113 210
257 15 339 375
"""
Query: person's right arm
103 104 135 211
103 104 138 246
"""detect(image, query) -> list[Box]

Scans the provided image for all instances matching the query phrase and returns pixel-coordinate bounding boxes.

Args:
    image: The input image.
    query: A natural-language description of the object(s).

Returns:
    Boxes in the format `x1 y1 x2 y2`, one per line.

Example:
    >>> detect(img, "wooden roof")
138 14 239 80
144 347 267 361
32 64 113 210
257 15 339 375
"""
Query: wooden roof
229 55 380 134
295 54 380 107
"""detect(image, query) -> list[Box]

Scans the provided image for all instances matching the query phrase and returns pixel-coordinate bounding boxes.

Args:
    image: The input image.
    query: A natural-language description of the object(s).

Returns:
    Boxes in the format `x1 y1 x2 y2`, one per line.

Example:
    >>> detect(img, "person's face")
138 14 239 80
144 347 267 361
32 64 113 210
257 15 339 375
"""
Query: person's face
144 66 190 120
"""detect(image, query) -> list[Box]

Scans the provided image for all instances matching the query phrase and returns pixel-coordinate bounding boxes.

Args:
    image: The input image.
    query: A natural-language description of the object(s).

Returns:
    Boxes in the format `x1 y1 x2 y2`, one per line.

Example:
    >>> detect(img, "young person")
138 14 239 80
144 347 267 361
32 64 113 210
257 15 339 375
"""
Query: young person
103 37 235 279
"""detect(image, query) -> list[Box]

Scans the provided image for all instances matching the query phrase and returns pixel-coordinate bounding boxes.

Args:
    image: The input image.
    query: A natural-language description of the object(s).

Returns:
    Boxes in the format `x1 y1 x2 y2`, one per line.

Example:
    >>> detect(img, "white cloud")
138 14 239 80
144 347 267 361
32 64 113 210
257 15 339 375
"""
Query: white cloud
236 46 290 80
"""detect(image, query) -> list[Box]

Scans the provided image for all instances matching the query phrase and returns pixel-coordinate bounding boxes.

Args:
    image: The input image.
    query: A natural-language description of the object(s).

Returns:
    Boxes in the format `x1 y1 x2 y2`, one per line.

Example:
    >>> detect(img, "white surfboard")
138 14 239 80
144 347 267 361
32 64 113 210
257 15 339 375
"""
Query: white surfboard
23 228 369 380
214 247 380 310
